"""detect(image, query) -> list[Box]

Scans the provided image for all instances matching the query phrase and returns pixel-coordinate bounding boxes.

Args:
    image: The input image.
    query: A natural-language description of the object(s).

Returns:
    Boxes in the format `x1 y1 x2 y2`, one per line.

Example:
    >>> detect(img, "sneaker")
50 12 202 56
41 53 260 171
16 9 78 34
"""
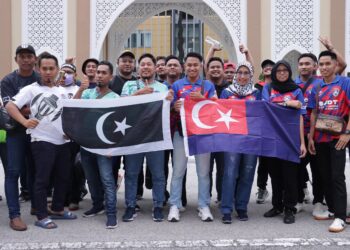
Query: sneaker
222 213 232 224
168 205 180 222
122 207 136 222
135 204 141 212
329 218 345 233
106 215 118 229
303 187 311 204
153 207 164 222
312 202 324 217
314 210 334 220
198 206 213 222
68 203 79 211
237 210 248 221
83 206 105 218
283 209 295 224
256 188 269 204
295 203 303 213
264 208 282 218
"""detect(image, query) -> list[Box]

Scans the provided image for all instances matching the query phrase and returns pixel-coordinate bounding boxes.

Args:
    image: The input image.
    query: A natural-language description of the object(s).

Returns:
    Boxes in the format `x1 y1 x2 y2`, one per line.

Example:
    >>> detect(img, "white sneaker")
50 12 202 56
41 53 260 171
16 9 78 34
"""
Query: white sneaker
295 203 303 213
198 206 214 222
314 210 334 220
303 187 311 204
312 202 324 217
168 205 180 222
329 218 345 233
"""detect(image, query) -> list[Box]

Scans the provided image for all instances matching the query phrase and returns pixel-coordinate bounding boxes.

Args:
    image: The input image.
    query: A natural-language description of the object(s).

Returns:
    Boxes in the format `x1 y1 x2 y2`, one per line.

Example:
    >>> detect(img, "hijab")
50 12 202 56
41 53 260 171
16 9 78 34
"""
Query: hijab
270 60 299 93
228 61 257 97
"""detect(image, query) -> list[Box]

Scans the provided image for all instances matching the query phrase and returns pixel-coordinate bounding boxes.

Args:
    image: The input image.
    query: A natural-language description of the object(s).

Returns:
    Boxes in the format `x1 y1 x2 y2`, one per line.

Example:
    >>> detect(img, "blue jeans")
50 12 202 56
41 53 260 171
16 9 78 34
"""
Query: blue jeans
124 151 165 208
221 152 257 214
169 132 211 208
80 148 116 216
5 133 35 219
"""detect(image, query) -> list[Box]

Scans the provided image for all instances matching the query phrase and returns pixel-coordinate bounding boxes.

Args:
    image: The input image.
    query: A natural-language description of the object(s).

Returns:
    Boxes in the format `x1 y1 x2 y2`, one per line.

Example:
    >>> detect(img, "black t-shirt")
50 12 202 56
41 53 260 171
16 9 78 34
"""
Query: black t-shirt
214 81 230 98
110 75 136 96
1 70 40 134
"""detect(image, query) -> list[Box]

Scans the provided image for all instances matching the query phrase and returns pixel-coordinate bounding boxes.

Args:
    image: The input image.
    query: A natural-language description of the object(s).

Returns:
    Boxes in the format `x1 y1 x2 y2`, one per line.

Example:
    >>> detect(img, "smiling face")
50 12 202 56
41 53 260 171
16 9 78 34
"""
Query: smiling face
207 60 224 81
275 64 289 82
138 57 156 81
118 55 135 76
235 65 251 86
185 56 202 80
318 55 337 79
165 59 182 79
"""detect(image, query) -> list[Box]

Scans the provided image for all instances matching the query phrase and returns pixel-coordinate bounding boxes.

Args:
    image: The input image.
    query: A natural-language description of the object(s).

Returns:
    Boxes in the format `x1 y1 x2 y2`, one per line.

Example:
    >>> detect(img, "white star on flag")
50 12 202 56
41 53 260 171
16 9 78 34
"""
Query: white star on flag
114 118 132 135
215 109 238 129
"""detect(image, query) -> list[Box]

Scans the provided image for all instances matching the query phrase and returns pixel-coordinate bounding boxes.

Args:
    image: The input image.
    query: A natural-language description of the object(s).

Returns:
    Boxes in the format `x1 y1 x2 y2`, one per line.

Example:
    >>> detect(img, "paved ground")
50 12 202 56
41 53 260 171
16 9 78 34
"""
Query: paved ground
0 156 350 249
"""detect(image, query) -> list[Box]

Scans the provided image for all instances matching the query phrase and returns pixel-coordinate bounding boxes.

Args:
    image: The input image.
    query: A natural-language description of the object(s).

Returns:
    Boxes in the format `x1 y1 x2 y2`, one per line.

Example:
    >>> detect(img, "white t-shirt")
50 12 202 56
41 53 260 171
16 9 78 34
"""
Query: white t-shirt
13 82 68 145
61 85 79 99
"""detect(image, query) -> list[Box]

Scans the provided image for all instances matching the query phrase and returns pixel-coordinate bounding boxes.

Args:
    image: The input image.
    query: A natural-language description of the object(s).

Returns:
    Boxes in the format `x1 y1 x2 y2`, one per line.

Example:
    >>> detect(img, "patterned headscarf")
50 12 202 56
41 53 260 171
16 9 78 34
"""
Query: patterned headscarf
228 61 256 97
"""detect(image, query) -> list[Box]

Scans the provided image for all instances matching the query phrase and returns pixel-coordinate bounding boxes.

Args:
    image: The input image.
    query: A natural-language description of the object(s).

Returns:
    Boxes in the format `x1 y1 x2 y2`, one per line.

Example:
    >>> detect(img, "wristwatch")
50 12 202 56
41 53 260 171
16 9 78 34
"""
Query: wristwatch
344 130 350 135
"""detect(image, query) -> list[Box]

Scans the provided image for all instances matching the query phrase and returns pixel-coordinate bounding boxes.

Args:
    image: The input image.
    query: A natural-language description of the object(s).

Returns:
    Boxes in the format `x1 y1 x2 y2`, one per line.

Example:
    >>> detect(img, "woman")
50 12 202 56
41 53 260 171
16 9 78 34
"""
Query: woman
261 60 306 224
220 61 259 224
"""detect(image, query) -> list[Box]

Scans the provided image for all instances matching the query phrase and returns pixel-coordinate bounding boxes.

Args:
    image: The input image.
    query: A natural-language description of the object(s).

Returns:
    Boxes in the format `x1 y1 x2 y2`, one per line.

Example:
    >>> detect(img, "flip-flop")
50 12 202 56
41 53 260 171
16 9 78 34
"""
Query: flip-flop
35 218 57 229
49 211 77 220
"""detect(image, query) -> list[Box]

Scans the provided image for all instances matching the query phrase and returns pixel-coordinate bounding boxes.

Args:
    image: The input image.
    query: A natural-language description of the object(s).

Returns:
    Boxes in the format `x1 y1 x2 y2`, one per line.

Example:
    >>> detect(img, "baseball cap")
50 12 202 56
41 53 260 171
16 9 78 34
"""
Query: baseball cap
15 44 36 56
224 62 236 70
261 59 275 69
81 58 99 75
118 50 135 59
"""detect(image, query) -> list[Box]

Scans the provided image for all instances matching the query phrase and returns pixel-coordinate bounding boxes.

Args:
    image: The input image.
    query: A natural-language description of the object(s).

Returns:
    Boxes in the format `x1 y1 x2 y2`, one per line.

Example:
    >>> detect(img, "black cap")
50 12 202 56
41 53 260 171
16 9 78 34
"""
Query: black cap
118 50 135 59
15 44 36 56
81 58 99 75
261 59 275 69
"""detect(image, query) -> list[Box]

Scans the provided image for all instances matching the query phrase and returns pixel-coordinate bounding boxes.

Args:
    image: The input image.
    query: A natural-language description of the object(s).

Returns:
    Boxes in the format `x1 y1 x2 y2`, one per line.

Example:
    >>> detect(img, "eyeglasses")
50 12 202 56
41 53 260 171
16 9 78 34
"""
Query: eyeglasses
276 69 288 73
236 72 250 76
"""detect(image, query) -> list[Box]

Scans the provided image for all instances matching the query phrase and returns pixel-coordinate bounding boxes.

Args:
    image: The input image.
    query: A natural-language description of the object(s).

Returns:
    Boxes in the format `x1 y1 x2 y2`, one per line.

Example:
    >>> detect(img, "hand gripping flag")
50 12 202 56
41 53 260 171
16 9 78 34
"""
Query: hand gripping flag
181 99 301 163
58 93 173 156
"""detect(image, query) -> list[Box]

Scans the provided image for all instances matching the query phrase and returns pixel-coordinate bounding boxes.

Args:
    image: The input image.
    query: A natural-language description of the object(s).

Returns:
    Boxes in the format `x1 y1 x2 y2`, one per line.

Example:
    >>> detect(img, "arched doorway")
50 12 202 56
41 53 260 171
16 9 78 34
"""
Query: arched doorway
90 0 246 62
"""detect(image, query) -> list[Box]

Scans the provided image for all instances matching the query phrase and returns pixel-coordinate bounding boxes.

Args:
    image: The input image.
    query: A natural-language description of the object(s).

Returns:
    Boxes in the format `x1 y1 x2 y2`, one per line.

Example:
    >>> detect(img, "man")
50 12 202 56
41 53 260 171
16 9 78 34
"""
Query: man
294 53 323 215
6 53 77 229
110 50 136 95
308 50 350 233
1 44 40 231
121 53 171 222
81 58 99 89
223 62 236 84
206 57 229 204
75 61 119 229
168 52 216 222
254 59 275 204
156 56 167 83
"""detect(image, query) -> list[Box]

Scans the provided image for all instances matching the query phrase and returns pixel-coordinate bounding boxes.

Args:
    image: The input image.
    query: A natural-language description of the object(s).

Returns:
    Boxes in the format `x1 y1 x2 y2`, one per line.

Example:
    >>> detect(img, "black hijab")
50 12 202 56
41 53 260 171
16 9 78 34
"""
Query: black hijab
270 60 299 93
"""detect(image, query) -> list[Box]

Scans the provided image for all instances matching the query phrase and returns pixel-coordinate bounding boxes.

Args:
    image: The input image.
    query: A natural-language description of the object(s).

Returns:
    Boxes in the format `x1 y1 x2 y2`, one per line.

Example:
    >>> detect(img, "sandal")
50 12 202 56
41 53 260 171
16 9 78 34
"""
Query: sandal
49 211 77 220
35 218 57 229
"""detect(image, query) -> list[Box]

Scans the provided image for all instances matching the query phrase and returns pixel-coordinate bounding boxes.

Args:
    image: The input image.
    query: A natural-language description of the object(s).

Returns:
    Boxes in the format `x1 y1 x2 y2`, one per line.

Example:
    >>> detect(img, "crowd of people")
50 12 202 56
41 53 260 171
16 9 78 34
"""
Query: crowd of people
0 36 350 233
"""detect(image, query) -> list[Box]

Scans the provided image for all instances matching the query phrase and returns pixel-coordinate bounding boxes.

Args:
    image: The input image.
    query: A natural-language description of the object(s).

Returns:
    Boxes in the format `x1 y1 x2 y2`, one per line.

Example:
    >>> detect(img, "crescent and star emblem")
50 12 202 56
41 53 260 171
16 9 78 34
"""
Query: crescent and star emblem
192 100 239 130
96 112 132 144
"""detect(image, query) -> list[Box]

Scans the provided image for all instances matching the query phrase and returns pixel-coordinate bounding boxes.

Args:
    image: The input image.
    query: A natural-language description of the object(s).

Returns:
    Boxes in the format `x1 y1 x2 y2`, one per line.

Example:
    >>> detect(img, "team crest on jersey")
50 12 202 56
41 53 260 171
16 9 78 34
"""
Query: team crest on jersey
332 88 340 97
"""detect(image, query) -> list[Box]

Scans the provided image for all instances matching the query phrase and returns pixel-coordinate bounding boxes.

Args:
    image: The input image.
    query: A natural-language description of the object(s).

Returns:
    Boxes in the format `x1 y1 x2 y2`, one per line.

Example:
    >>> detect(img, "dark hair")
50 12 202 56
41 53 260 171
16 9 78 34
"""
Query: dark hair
207 57 224 68
98 60 114 74
138 53 156 65
156 56 166 62
185 52 203 63
38 53 59 67
165 55 181 65
298 53 318 63
318 50 337 61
